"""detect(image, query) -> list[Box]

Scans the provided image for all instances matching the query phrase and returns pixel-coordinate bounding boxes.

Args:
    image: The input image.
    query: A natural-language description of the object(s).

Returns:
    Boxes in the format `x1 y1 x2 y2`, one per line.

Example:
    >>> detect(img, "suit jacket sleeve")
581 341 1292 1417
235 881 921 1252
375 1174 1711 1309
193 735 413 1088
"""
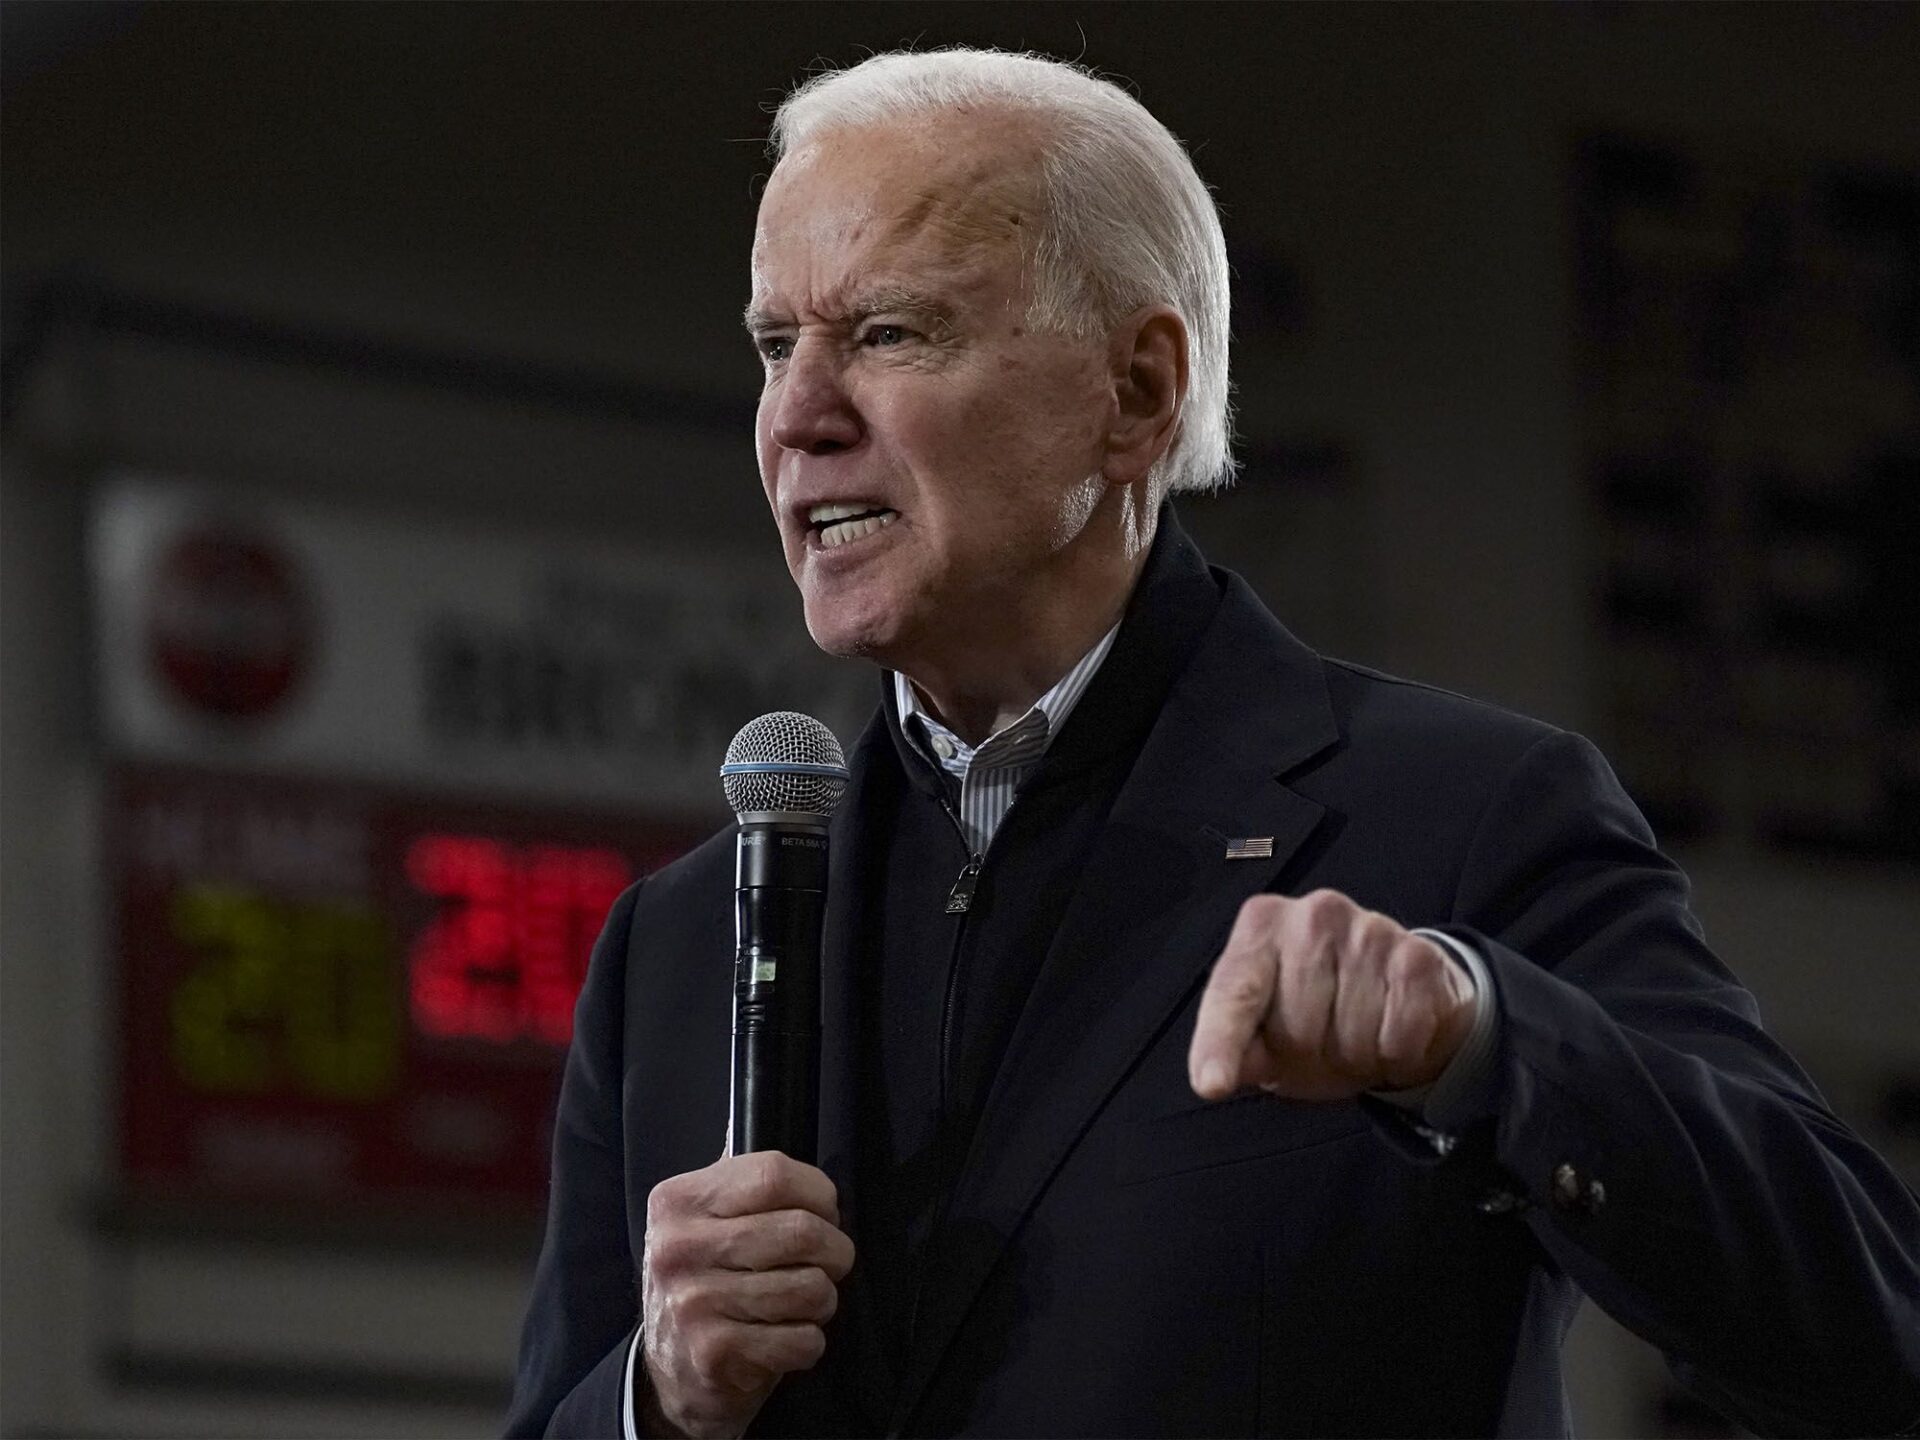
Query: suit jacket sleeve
1436 730 1920 1436
505 880 645 1439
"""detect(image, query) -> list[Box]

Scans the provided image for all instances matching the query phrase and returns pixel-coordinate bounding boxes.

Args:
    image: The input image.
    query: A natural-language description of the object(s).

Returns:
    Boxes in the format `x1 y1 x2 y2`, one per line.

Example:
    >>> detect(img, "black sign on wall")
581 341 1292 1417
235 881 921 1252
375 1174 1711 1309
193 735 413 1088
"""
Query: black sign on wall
1577 135 1920 861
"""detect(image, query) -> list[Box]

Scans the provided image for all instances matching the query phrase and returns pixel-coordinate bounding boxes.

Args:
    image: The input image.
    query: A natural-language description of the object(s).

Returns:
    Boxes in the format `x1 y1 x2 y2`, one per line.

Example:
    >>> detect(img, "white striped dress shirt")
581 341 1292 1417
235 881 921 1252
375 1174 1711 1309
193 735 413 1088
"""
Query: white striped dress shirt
893 623 1122 856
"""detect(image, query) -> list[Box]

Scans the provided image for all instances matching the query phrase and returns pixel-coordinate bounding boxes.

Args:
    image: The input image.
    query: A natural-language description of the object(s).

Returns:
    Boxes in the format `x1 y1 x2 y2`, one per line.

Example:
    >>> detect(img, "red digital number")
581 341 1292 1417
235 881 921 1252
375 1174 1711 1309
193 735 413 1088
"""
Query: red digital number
404 835 631 1047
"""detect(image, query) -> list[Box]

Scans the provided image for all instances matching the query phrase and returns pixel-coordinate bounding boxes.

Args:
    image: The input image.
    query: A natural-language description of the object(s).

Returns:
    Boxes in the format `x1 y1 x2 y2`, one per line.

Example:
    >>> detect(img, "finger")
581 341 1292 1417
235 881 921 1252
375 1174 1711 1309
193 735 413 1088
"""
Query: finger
1189 937 1281 1096
1219 890 1288 954
647 1168 707 1228
1419 942 1478 1071
1276 894 1342 1059
704 1151 841 1226
1331 916 1392 1078
713 1208 856 1279
710 1265 840 1325
682 1327 779 1399
1378 939 1448 1083
727 1320 829 1380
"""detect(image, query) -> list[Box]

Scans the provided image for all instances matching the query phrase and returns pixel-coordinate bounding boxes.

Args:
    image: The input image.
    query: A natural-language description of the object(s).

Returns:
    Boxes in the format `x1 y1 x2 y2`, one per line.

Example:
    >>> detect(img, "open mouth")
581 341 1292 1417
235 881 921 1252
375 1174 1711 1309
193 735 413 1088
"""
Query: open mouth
808 502 899 549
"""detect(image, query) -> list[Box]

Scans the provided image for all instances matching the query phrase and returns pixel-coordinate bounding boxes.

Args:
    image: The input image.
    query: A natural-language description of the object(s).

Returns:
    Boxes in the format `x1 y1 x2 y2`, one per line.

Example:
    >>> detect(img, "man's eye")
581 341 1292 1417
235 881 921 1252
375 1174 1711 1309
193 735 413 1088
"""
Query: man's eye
862 324 910 348
757 336 794 363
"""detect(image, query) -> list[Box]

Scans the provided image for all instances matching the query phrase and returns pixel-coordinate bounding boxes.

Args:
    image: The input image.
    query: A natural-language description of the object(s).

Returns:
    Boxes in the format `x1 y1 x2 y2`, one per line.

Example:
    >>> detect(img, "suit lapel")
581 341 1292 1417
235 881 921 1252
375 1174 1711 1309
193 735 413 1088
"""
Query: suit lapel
892 576 1341 1429
815 705 906 1431
818 706 887 1194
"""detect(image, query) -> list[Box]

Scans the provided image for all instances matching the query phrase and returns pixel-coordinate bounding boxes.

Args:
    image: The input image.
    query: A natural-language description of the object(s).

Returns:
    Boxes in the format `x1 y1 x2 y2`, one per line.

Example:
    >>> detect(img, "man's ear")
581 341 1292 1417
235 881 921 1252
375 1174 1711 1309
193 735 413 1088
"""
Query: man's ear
1103 306 1188 490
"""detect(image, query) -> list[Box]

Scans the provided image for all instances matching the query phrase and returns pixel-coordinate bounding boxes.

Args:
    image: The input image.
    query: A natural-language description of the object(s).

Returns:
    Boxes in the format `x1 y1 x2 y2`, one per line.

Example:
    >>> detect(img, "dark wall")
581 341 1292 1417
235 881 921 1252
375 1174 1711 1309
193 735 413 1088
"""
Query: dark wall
4 7 1917 1438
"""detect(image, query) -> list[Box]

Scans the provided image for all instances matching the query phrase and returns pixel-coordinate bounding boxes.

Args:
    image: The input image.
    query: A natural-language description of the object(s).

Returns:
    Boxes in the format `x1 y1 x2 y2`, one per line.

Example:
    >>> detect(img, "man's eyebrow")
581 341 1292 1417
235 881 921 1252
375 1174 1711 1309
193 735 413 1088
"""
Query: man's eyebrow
742 302 787 335
844 285 953 321
741 288 954 335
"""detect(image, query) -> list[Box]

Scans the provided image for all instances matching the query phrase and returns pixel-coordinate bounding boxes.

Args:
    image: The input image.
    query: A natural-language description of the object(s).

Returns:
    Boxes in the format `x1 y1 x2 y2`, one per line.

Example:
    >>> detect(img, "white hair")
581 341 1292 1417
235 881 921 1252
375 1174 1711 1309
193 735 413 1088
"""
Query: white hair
770 48 1236 495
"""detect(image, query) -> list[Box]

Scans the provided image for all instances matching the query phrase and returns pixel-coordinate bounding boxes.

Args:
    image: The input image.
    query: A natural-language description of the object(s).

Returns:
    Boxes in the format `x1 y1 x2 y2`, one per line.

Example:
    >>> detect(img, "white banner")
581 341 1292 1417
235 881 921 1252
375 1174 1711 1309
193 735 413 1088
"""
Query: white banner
89 473 875 816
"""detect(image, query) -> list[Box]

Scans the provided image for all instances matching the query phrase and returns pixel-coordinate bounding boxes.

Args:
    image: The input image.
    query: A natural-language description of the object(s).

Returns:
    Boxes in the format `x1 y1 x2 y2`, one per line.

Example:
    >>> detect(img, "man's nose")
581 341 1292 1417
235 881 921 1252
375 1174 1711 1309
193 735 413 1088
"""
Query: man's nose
768 341 862 454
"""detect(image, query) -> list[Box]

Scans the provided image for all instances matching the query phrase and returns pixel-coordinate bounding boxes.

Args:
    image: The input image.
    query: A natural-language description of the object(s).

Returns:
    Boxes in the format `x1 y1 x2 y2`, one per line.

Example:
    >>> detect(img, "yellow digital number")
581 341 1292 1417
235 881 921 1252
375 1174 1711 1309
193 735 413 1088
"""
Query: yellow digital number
284 904 400 1101
167 885 401 1101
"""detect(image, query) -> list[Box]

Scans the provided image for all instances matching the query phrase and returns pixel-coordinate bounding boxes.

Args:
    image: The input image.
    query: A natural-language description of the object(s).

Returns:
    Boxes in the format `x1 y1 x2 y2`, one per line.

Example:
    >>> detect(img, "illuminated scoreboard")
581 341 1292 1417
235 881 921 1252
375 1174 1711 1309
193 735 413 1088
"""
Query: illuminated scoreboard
112 763 709 1211
91 476 868 1220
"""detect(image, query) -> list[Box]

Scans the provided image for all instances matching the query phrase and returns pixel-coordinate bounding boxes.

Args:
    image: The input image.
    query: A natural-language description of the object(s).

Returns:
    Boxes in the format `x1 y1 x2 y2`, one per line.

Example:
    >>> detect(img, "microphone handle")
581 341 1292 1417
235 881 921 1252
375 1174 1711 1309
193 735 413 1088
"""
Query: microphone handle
731 818 827 1162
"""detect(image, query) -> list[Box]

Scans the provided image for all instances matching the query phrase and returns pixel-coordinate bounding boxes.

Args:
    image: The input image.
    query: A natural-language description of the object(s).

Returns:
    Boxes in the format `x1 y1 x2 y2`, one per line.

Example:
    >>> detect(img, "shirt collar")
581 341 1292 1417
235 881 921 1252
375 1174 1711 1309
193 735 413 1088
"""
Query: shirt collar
893 620 1122 770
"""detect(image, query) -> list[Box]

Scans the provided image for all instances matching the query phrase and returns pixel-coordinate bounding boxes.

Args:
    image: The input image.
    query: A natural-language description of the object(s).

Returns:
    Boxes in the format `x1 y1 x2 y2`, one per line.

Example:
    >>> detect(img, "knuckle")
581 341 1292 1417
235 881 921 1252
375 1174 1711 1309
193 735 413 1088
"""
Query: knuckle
1385 937 1421 978
1359 914 1399 954
807 1269 840 1321
743 1151 785 1209
647 1227 695 1277
1301 888 1347 922
663 1279 703 1330
1298 886 1332 907
1398 936 1445 985
792 1208 829 1256
1238 893 1284 926
710 1217 752 1270
647 1175 686 1225
687 1332 729 1388
760 1148 800 1191
771 1208 806 1259
1217 964 1269 1008
792 1326 828 1369
825 1232 856 1281
1309 931 1340 971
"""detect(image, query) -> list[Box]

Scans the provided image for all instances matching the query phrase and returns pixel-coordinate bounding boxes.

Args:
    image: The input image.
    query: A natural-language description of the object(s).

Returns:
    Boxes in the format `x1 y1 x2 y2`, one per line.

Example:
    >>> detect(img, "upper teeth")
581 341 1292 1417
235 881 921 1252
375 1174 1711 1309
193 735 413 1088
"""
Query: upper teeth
809 502 883 523
817 510 897 547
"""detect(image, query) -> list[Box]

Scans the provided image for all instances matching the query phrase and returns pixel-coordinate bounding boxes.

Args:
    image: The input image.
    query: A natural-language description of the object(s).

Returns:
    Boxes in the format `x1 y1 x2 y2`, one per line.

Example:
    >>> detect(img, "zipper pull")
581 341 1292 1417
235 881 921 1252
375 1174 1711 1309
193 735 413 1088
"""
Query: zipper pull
945 856 983 914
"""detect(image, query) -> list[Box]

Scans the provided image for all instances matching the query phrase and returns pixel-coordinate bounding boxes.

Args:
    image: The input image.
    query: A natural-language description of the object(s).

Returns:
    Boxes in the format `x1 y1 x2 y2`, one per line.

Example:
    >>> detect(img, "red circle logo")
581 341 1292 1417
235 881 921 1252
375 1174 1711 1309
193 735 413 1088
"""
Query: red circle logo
148 529 313 721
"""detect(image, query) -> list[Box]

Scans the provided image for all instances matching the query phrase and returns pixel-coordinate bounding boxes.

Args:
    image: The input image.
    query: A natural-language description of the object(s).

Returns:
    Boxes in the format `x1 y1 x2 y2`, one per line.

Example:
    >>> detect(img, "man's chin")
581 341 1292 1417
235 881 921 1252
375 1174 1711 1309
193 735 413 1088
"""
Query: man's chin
811 631 885 663
803 608 894 664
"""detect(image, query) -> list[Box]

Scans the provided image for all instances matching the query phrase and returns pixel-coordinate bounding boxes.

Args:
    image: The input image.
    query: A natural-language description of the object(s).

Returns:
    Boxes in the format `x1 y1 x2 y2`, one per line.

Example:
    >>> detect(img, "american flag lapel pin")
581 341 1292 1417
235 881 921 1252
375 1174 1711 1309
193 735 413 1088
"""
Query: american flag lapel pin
1224 837 1274 860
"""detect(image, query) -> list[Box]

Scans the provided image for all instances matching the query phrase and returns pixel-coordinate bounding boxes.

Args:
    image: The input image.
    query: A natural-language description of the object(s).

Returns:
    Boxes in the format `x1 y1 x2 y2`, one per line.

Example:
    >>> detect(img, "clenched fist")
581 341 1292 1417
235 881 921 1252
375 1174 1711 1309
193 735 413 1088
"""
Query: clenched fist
639 1151 855 1439
1187 890 1475 1103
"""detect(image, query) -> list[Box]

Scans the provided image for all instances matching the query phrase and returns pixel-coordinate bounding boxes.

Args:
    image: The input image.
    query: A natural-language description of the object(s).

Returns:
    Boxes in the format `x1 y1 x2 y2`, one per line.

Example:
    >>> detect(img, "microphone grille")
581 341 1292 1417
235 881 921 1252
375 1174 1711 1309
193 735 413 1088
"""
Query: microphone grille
720 711 849 818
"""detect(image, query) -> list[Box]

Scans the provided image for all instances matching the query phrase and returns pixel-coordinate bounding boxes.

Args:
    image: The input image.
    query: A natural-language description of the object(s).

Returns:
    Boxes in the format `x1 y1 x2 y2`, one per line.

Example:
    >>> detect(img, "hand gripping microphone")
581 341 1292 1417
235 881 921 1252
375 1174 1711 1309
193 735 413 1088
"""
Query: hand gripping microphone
718 711 849 1162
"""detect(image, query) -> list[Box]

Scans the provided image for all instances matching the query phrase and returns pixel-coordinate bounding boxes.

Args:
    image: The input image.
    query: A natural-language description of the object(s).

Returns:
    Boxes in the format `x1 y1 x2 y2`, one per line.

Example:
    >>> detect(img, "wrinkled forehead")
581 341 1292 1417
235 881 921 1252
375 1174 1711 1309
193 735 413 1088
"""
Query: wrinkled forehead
750 112 1049 302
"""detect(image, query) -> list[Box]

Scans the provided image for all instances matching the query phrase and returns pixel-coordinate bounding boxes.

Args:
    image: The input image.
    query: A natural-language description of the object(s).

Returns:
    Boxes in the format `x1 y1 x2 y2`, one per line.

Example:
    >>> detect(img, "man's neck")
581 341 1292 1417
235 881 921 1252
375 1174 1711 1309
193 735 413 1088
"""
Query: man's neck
907 566 1151 744
903 620 1116 745
893 485 1159 746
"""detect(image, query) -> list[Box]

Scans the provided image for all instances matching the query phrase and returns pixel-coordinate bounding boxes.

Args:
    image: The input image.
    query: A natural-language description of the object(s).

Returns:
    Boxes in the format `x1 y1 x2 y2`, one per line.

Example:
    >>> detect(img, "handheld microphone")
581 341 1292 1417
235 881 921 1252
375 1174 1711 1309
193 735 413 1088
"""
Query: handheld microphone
718 711 849 1162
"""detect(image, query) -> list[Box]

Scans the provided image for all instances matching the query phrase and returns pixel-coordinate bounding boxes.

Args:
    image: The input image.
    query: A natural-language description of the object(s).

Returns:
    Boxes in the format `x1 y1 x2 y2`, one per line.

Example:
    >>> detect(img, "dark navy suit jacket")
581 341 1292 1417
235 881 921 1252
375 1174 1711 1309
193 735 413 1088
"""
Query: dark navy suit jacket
507 522 1920 1437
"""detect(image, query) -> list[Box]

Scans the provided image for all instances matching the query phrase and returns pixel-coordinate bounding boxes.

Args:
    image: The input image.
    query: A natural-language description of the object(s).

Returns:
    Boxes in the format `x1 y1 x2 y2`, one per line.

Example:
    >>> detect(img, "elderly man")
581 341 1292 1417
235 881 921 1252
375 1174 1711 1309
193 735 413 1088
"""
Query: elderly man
507 48 1920 1440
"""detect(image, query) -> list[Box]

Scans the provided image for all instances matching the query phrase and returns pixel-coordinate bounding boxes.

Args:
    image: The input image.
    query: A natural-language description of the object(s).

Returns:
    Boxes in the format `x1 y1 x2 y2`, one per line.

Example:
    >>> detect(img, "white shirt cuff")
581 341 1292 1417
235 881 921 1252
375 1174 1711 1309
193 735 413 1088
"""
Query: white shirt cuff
622 1326 643 1440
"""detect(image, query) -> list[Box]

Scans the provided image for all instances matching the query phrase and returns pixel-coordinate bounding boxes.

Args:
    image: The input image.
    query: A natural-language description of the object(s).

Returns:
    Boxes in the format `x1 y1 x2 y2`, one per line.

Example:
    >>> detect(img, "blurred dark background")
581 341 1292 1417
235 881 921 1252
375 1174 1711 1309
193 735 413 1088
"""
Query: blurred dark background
4 4 1916 1435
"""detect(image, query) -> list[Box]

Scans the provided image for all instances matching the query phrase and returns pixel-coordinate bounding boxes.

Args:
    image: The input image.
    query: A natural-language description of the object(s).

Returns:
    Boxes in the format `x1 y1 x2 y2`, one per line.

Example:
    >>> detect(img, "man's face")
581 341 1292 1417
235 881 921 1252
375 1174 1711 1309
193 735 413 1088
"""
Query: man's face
748 114 1114 670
